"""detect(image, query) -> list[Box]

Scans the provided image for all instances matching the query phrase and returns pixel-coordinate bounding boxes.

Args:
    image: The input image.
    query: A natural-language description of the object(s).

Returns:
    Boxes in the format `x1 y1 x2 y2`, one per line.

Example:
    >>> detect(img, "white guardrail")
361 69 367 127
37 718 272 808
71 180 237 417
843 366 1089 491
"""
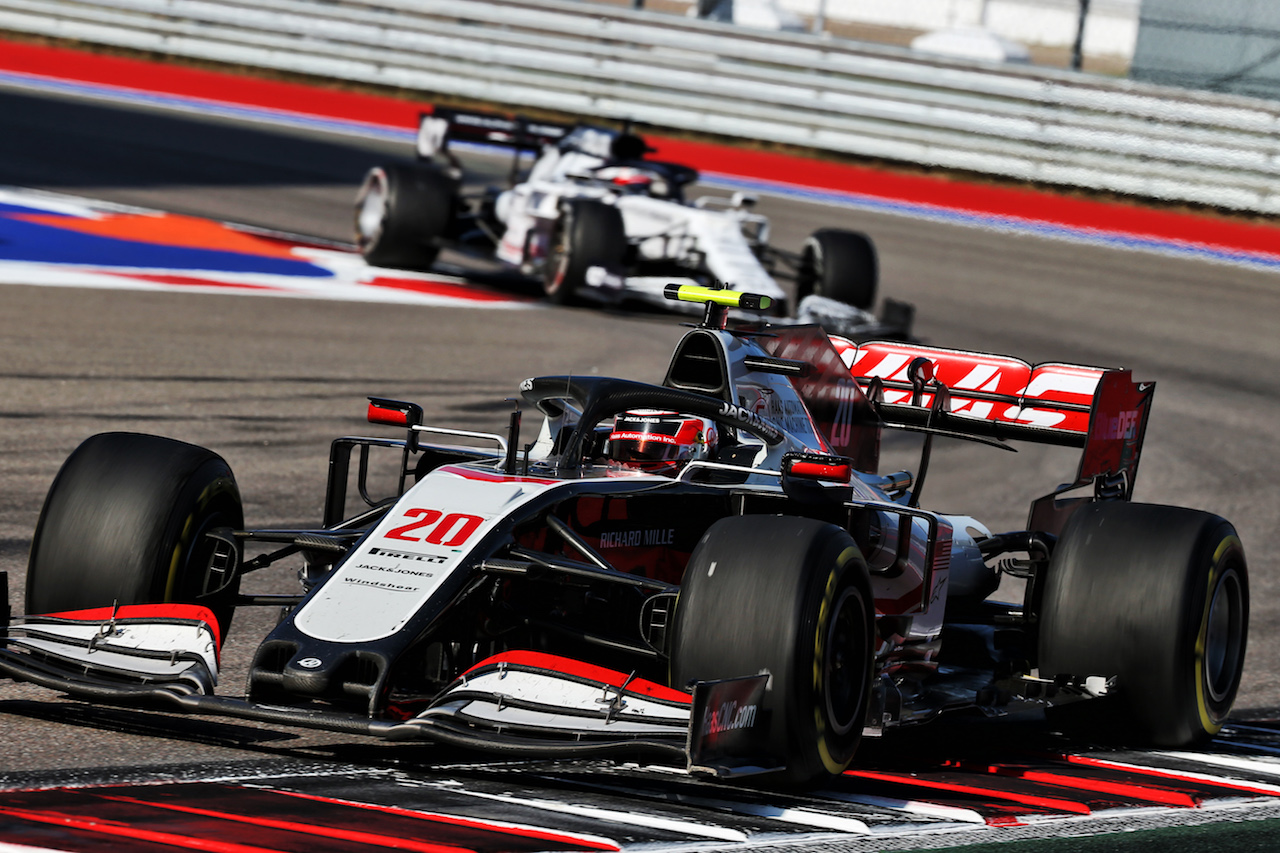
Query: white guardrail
4 0 1280 214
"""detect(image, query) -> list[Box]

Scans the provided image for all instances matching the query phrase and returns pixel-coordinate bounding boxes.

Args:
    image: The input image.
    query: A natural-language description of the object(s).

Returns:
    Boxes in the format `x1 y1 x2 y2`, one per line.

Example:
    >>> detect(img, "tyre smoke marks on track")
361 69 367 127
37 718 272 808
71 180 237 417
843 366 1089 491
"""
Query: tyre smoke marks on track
3 39 1279 274
0 188 536 308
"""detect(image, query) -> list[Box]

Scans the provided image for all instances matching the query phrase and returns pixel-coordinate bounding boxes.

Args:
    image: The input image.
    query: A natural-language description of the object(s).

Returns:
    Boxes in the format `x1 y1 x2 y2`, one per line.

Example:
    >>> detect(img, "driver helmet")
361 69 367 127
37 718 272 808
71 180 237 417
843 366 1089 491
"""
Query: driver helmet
595 165 657 195
610 132 652 161
607 410 718 475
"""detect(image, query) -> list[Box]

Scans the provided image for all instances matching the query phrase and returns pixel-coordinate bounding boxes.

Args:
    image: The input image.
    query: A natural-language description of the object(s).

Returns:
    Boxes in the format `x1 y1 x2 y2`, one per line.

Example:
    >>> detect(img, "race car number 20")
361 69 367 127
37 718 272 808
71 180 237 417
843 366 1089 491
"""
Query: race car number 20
384 508 484 547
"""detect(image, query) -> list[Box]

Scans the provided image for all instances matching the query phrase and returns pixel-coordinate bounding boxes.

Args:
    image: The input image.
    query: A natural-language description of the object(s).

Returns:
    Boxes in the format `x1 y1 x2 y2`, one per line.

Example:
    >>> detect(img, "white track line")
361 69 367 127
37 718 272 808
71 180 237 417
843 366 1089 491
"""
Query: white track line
1154 751 1280 784
427 787 750 842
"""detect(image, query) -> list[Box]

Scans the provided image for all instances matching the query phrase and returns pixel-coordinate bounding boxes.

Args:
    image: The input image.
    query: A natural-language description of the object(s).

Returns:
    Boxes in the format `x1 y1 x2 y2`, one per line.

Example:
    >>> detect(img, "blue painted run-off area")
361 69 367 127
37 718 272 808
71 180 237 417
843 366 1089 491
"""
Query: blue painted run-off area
0 208 332 277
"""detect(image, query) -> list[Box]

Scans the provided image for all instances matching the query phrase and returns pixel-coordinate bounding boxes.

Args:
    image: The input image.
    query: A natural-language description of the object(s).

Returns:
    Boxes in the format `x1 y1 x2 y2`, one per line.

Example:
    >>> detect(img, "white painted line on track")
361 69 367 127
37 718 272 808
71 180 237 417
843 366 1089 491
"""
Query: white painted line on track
1154 751 1280 782
528 772 881 835
694 801 870 834
535 777 873 835
427 786 751 842
814 790 987 825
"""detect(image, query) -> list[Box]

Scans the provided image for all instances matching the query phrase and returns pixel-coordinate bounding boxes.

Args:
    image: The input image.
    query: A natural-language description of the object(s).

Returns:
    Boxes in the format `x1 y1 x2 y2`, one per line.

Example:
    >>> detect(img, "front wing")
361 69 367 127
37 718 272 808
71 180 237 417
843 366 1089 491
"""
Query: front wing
0 608 771 777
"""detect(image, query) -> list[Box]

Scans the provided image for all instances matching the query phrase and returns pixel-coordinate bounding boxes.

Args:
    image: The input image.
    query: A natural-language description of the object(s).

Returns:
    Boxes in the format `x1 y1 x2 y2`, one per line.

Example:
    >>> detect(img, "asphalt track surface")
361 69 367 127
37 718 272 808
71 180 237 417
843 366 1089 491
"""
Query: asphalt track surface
3 70 1280 851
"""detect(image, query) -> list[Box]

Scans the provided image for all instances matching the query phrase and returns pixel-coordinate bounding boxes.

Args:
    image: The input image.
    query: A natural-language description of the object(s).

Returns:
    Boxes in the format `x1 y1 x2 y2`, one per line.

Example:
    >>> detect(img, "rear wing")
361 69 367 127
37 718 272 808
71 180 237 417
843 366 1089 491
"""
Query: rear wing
827 338 1155 499
416 106 574 159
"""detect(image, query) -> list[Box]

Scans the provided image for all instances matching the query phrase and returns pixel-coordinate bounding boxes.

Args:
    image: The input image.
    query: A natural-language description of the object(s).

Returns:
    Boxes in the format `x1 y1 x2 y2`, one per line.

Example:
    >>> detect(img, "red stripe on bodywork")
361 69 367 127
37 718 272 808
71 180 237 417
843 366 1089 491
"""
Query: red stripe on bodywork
39 603 222 651
463 650 692 705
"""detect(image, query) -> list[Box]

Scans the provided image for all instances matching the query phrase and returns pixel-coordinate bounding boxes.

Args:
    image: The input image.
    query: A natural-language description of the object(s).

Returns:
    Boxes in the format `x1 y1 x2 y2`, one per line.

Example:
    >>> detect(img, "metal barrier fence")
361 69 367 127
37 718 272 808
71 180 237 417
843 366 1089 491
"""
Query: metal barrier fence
4 0 1279 214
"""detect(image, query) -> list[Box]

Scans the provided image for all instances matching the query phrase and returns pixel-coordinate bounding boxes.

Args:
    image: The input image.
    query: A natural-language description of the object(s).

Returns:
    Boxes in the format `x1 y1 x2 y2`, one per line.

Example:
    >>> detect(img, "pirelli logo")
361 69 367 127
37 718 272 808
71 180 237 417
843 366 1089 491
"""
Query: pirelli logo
368 547 446 564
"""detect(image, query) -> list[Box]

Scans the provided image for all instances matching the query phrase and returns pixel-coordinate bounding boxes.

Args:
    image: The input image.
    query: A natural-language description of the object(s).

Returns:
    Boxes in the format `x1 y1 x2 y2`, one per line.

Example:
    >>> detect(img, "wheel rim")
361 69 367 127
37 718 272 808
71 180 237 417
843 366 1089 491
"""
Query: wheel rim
355 172 388 249
824 586 868 736
1204 566 1245 705
179 506 238 601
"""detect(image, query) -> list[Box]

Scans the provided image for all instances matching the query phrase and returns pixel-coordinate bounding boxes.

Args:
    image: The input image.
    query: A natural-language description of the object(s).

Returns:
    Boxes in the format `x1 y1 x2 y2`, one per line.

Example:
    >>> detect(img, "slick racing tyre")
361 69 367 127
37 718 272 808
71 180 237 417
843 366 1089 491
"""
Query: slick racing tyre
671 516 874 785
1038 502 1248 747
355 163 457 270
797 229 878 310
27 432 245 641
543 198 627 305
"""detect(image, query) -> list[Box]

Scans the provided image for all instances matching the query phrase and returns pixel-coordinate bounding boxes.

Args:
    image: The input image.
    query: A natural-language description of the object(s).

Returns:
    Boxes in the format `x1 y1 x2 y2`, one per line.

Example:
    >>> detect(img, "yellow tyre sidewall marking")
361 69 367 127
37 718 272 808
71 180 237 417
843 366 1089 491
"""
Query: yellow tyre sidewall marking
815 545 861 775
1194 535 1241 735
163 480 227 603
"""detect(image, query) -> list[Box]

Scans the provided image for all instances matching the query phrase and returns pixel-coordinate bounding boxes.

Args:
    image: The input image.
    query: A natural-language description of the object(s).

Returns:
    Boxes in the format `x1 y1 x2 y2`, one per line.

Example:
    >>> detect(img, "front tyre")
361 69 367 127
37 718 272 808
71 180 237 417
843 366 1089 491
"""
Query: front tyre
355 163 457 270
543 199 627 305
797 229 878 310
671 516 874 785
1038 502 1248 746
27 432 245 641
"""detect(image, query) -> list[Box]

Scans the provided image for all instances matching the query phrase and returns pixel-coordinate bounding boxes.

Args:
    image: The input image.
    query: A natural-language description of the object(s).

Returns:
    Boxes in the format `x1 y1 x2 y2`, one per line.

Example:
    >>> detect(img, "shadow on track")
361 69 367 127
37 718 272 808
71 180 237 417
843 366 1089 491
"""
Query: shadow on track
0 88 401 191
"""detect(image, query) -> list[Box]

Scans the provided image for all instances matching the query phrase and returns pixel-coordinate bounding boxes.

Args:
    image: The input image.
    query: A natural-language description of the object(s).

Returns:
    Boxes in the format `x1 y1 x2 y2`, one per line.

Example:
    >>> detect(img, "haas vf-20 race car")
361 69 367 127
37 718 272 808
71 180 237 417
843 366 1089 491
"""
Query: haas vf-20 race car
355 106 912 338
0 286 1247 784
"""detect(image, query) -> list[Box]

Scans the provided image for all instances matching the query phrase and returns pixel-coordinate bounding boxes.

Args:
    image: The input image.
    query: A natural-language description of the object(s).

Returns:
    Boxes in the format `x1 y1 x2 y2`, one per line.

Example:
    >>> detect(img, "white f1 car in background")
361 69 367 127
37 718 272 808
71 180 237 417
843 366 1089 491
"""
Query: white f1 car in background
354 106 913 339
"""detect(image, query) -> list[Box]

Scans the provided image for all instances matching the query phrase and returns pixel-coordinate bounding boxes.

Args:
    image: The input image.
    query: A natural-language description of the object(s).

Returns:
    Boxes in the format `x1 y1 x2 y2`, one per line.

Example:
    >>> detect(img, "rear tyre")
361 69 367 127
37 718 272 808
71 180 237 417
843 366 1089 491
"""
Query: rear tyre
355 163 457 270
27 432 244 641
797 229 878 310
671 516 874 785
543 199 627 305
1038 502 1248 746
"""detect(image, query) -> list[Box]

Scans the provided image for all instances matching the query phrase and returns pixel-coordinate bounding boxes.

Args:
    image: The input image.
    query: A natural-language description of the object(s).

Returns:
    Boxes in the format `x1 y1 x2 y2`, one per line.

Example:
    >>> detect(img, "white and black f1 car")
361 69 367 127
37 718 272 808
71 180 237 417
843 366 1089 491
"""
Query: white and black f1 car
1 286 1247 784
355 106 913 338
